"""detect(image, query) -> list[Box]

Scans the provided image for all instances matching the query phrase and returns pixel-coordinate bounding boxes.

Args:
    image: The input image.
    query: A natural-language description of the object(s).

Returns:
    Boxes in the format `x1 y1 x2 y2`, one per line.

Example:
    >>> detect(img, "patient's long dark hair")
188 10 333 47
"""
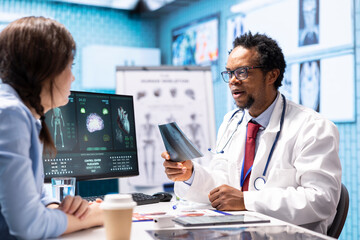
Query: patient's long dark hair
0 16 76 155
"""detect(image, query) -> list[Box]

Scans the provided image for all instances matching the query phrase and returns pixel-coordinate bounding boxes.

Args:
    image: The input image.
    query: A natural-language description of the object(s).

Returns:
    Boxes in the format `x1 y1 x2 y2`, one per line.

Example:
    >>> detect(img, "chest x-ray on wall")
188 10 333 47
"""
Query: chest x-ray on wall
299 0 319 46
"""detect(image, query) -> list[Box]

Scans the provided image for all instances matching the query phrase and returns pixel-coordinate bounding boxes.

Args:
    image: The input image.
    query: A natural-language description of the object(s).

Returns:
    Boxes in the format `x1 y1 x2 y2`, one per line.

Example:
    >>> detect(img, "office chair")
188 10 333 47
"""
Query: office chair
327 183 349 238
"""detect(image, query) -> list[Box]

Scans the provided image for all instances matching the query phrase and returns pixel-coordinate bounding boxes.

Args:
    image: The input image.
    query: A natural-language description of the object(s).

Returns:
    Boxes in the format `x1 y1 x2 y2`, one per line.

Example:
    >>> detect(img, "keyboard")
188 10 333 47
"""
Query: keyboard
83 192 161 206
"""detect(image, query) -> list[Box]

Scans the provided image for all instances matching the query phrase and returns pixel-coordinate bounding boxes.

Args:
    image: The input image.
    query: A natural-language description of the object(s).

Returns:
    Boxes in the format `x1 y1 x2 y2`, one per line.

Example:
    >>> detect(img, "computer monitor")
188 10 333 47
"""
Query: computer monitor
42 91 139 183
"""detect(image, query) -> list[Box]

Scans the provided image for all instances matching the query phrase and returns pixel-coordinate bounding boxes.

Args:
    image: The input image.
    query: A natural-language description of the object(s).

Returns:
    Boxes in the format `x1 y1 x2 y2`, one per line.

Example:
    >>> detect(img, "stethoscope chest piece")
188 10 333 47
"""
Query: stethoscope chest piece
254 177 266 191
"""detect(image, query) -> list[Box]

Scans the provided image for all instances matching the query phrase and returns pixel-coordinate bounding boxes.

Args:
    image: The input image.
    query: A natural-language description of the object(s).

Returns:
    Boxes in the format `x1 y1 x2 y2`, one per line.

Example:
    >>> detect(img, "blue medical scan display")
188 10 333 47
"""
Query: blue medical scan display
43 91 139 182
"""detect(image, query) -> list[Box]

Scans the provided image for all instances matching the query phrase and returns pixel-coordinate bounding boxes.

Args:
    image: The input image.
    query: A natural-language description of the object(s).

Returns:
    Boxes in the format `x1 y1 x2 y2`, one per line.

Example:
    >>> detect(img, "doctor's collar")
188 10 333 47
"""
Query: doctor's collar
246 93 280 129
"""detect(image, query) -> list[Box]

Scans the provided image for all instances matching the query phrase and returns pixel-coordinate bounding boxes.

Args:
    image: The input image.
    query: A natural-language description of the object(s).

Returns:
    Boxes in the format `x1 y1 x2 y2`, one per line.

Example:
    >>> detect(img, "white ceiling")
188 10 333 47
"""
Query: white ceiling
51 0 175 12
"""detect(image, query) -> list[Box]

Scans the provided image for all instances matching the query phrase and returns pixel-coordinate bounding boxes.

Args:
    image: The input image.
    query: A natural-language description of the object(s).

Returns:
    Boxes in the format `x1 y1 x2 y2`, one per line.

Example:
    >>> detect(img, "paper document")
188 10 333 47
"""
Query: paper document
158 122 203 162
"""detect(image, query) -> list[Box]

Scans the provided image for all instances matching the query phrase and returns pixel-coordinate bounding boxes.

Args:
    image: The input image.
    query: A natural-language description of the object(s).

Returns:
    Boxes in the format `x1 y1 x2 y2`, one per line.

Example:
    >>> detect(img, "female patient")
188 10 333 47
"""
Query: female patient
0 16 103 239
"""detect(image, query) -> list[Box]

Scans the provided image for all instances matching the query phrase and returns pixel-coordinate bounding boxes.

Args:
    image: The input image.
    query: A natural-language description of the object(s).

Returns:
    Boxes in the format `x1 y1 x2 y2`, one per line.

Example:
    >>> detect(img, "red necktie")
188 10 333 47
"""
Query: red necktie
242 121 260 191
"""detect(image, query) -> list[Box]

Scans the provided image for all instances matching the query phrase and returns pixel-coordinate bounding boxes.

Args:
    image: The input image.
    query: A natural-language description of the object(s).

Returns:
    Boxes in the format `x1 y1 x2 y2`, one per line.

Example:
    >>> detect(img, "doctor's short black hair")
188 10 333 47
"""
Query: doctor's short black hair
231 32 286 90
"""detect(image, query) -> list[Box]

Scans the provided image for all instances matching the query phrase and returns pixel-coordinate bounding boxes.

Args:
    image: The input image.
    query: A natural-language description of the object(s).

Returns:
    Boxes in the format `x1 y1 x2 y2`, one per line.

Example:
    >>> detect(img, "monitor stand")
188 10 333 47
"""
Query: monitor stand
75 179 118 197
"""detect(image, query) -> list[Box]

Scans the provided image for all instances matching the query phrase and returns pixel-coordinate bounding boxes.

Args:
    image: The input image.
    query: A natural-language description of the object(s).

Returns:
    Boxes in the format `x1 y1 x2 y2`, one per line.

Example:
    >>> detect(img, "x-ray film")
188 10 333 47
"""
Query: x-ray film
158 122 203 162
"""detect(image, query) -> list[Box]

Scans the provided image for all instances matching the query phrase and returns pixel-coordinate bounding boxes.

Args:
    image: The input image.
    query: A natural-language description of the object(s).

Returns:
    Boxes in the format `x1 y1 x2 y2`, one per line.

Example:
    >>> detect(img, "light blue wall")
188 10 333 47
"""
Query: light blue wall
0 0 159 202
0 0 359 239
0 0 159 92
159 0 235 128
158 1 358 239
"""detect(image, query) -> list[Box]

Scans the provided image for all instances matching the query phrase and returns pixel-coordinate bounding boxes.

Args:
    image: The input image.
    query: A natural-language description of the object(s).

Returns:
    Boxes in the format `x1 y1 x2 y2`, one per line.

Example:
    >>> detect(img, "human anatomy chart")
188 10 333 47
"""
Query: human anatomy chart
116 67 216 187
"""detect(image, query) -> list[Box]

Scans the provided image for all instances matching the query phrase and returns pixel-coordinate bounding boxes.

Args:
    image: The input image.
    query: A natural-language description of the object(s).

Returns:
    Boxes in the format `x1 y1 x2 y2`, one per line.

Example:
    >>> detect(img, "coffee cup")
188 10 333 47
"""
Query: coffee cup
100 194 136 240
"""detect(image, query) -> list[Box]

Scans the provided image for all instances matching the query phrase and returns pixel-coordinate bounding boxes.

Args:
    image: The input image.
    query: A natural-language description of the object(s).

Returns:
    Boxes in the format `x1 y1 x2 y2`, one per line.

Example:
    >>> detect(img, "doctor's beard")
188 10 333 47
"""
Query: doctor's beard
235 95 255 110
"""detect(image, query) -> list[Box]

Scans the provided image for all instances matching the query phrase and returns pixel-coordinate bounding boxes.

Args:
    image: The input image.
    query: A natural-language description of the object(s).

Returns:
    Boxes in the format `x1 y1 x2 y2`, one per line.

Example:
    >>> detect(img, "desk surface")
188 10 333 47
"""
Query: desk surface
53 201 335 240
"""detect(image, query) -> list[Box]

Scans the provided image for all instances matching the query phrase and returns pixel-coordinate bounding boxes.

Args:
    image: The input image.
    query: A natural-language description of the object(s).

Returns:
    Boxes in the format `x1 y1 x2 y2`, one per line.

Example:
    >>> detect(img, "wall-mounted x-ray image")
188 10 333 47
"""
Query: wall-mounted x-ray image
299 0 319 46
299 60 320 112
279 65 293 101
226 15 245 53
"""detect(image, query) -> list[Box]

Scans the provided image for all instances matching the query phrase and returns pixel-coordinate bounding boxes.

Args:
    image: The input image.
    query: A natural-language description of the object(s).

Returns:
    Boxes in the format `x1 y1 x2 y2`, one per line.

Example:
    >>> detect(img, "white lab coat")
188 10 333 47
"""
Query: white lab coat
175 94 342 234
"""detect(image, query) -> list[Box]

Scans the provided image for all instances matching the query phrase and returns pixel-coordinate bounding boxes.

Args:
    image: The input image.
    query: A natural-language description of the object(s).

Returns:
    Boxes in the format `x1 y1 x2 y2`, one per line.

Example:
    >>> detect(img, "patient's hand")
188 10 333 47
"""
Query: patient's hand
58 195 90 219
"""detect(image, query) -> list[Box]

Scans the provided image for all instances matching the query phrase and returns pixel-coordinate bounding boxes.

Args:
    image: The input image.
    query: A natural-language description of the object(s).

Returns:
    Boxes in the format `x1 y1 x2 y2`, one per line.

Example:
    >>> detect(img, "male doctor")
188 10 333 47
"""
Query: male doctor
162 32 341 234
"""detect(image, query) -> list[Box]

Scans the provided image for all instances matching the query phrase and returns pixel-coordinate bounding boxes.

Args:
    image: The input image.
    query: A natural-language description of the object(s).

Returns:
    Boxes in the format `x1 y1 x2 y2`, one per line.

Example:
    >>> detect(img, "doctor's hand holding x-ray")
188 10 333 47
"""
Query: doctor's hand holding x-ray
162 152 246 211
162 32 342 235
162 152 193 182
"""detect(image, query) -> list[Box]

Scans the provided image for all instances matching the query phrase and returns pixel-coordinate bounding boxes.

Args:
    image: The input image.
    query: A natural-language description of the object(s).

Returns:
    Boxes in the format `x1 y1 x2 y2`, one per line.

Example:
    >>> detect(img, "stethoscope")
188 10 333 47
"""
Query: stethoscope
208 108 245 155
208 94 286 191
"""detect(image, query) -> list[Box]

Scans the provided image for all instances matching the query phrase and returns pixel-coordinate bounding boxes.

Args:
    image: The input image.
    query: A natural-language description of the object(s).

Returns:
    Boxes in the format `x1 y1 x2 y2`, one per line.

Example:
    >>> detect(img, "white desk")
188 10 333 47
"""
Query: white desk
53 201 335 240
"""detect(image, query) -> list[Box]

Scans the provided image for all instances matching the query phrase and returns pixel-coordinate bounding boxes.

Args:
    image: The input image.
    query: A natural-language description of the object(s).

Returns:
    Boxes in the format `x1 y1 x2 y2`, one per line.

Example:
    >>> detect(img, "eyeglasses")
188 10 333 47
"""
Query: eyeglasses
221 66 263 83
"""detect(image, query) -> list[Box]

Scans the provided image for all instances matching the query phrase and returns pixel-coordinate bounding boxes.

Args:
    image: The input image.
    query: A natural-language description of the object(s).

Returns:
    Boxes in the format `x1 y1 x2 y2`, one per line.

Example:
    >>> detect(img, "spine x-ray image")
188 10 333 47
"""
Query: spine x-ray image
158 122 203 162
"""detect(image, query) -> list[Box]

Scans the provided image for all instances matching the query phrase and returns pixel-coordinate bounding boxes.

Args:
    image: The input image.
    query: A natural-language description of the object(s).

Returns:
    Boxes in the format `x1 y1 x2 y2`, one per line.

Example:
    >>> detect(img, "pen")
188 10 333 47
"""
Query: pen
212 209 232 215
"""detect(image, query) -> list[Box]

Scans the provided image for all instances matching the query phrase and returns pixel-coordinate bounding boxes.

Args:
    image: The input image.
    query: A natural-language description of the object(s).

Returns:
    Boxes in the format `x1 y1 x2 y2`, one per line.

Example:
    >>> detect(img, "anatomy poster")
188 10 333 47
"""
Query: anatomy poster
116 66 216 187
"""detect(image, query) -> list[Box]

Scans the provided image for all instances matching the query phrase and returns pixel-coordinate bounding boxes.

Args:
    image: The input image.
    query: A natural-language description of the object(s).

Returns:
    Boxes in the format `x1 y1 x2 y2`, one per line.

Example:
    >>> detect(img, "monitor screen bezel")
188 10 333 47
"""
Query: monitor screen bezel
43 90 139 183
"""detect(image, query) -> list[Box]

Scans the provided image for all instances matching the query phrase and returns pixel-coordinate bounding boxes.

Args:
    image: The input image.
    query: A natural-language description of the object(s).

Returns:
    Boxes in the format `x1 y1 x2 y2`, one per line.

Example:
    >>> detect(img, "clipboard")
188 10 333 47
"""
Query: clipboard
172 214 270 227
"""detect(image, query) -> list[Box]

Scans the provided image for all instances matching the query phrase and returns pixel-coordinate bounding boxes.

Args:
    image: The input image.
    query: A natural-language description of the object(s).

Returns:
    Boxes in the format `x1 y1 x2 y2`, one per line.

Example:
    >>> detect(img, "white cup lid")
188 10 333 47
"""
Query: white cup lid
100 194 136 210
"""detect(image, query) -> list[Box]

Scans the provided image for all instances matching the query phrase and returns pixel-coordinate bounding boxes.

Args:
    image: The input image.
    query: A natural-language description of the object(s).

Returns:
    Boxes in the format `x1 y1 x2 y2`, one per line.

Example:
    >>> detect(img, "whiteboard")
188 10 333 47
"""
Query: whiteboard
116 66 216 188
